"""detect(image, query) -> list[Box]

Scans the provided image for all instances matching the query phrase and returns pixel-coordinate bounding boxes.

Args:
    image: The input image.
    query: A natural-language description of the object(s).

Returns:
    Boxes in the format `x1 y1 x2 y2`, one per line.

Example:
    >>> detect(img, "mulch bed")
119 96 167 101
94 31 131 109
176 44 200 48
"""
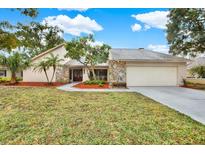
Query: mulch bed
73 83 110 89
0 82 67 87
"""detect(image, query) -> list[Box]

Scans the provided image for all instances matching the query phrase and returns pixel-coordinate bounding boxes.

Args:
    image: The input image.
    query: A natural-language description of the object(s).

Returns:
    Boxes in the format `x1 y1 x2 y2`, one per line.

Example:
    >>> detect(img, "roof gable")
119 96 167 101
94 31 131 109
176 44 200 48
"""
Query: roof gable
31 43 66 61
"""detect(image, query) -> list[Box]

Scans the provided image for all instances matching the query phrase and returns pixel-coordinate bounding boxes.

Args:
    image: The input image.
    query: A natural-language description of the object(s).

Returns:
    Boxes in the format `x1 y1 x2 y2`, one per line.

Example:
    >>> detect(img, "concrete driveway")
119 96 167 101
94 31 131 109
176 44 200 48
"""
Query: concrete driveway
129 86 205 125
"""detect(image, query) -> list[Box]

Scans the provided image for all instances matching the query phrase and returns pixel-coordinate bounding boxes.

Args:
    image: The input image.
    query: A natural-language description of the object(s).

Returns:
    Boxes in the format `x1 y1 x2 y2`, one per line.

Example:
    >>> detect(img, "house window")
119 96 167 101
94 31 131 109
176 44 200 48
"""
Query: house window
0 70 6 77
90 69 107 81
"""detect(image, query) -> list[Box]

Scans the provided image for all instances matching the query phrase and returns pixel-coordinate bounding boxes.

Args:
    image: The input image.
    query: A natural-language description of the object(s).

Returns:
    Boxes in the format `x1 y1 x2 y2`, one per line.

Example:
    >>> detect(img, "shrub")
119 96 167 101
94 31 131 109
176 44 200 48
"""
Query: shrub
97 80 105 85
84 80 91 84
0 77 11 83
83 80 105 87
16 77 23 82
190 65 205 78
0 77 22 83
98 83 104 87
84 80 106 85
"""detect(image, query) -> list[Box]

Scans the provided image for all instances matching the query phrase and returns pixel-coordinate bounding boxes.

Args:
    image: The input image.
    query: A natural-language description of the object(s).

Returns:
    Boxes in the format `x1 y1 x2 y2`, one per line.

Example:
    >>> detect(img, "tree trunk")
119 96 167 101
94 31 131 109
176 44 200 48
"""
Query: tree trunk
50 66 56 83
91 66 96 80
84 65 92 80
43 68 50 83
86 67 91 80
10 72 16 84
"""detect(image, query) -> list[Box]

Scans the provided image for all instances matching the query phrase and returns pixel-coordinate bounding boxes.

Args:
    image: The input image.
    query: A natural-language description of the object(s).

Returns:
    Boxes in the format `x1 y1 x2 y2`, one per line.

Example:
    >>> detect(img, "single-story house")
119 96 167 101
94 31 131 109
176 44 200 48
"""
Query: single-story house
23 44 188 86
0 66 22 78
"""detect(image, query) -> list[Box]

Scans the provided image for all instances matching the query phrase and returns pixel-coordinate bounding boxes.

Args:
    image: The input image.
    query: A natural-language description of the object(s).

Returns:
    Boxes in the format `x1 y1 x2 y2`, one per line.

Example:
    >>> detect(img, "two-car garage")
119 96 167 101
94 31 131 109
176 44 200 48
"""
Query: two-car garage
110 48 187 87
126 66 178 86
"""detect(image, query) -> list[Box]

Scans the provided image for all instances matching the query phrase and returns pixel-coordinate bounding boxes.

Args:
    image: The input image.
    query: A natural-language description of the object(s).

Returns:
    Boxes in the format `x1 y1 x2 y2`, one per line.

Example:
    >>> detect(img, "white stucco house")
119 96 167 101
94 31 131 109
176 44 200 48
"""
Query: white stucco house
23 43 188 86
0 66 22 78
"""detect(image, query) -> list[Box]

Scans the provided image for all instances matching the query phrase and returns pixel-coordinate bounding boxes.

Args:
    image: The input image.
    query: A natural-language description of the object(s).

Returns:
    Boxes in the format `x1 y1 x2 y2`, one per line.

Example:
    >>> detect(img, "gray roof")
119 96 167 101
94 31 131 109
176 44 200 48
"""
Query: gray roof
110 48 188 62
187 57 205 69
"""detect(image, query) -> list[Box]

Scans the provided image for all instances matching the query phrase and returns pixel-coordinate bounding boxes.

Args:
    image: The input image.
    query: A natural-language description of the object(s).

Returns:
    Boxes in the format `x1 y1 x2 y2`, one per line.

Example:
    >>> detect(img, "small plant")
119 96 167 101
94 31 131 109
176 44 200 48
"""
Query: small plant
84 80 105 85
98 83 104 87
0 77 11 83
16 77 23 82
0 76 22 84
58 79 68 83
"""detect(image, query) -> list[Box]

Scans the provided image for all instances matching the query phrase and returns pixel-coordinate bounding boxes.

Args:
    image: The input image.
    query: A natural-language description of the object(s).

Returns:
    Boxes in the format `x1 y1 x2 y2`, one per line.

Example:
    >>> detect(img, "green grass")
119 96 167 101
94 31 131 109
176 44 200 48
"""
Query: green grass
0 87 205 144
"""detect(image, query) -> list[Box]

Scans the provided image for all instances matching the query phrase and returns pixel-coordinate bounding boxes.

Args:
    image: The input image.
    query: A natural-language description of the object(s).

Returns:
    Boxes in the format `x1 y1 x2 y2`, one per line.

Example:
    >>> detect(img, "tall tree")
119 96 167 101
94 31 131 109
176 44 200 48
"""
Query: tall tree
14 8 38 18
0 9 39 52
0 21 19 51
0 52 30 83
16 22 65 57
65 35 111 80
167 8 205 57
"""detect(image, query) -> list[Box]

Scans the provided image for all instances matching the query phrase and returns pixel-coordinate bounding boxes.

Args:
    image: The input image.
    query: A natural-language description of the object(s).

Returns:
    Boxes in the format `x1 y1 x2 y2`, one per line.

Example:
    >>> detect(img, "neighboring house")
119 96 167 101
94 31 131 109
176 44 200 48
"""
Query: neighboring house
187 57 205 69
0 65 22 78
186 57 205 78
23 44 188 86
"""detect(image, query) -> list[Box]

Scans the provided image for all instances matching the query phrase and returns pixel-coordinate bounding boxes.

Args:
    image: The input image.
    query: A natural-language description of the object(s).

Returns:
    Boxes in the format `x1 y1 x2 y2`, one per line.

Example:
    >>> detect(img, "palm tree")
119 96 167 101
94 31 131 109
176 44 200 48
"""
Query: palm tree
34 53 63 84
45 53 63 83
0 52 30 84
33 60 50 83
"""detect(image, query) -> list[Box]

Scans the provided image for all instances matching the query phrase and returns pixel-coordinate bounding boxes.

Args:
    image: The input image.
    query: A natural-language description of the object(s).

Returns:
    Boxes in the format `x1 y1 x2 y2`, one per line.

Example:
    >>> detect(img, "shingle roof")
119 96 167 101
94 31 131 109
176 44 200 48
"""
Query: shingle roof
187 57 205 69
110 48 188 62
31 44 188 64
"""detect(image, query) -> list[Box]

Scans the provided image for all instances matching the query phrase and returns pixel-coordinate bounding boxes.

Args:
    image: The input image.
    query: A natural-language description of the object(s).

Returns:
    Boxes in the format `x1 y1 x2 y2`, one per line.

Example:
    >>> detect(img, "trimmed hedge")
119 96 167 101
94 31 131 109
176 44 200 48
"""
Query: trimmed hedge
84 80 106 85
0 77 11 83
0 77 22 83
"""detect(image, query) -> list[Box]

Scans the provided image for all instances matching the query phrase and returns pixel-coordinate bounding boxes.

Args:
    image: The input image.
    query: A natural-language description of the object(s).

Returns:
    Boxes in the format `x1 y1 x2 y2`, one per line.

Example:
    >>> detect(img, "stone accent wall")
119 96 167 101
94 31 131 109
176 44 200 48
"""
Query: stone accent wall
108 60 126 84
56 65 69 82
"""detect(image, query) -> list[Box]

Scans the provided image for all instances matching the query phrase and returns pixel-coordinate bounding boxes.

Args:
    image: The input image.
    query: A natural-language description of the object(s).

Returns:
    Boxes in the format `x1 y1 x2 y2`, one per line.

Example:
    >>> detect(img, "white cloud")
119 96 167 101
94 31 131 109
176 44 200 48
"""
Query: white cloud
88 40 104 47
58 8 88 12
132 11 169 30
131 23 142 32
42 14 103 36
144 24 151 30
147 44 169 54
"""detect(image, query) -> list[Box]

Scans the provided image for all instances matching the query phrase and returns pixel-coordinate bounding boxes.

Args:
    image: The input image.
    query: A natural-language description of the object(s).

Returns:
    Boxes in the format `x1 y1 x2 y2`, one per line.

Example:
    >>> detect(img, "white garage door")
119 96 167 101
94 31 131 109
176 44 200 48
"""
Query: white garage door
126 66 177 86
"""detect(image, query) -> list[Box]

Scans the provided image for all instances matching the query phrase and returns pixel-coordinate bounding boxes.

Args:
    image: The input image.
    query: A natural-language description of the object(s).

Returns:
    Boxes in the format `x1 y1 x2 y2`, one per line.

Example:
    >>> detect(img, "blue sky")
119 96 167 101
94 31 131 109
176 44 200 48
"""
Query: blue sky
0 8 170 53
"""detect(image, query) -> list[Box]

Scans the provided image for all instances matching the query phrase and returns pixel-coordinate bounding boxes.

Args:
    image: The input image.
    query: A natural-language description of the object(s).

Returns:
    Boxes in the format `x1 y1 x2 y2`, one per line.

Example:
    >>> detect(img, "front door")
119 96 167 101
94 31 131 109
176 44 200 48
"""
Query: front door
73 69 83 81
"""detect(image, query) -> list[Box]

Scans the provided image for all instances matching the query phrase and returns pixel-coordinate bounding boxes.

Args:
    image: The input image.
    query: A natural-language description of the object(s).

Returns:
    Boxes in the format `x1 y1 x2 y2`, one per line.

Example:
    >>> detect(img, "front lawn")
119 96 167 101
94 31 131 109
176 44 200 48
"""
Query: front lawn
0 87 205 144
